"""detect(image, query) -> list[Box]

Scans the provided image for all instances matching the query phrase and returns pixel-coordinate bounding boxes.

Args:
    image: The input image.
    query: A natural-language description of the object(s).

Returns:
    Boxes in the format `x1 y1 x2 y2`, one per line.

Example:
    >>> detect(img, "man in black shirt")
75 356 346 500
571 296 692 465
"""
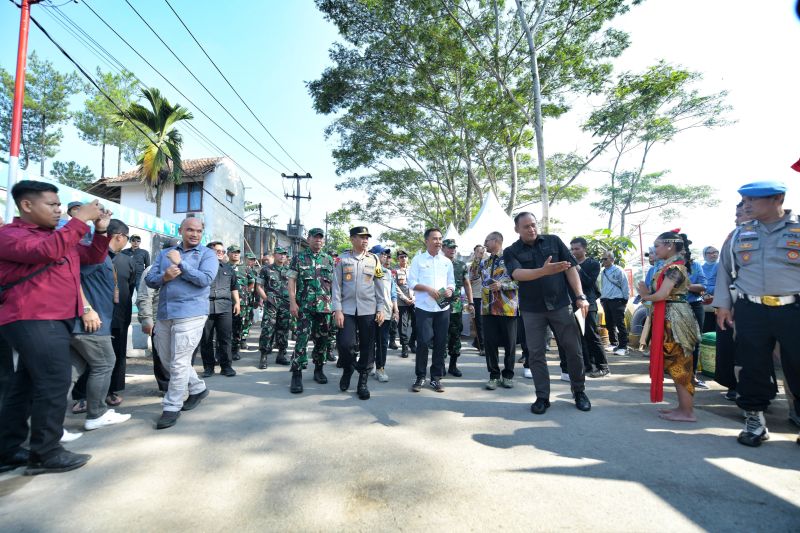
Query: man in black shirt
569 237 609 377
503 212 591 415
121 235 150 289
200 241 240 377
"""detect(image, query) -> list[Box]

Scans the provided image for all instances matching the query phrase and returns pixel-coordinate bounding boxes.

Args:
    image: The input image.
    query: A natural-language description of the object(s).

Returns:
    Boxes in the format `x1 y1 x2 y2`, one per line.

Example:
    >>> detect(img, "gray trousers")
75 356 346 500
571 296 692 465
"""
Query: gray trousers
522 306 585 399
70 335 115 420
154 316 207 412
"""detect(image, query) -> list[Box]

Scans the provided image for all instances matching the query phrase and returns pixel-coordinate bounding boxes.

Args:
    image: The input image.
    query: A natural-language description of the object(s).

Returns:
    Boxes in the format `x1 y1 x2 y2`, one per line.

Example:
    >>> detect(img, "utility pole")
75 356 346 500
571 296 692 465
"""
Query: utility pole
283 172 311 255
5 0 41 223
257 202 263 261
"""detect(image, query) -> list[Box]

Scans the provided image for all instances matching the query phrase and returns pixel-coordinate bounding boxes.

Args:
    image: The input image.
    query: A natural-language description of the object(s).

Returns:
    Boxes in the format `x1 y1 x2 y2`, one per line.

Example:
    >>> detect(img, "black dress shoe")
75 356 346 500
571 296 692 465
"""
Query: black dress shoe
275 353 290 366
389 341 399 350
574 391 591 412
182 388 209 411
25 450 91 476
231 353 241 361
201 367 215 378
220 366 236 377
290 369 303 394
448 365 462 377
400 346 409 358
530 398 551 415
0 448 30 473
156 411 180 430
357 372 370 400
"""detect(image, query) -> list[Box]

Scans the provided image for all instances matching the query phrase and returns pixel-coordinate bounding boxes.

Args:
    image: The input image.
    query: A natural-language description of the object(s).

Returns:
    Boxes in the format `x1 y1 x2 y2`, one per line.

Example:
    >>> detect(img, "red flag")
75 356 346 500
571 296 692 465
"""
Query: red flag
792 158 800 173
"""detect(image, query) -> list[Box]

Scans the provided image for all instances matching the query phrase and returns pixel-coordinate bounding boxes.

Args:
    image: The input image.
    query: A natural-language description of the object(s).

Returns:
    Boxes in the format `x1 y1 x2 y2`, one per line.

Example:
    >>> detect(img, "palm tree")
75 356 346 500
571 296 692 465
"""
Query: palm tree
120 88 193 217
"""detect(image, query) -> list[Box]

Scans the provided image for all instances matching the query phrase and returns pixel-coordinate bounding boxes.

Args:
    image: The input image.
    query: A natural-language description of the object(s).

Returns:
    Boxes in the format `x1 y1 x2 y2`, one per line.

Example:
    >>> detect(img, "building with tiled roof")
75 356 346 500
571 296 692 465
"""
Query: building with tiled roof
88 156 245 252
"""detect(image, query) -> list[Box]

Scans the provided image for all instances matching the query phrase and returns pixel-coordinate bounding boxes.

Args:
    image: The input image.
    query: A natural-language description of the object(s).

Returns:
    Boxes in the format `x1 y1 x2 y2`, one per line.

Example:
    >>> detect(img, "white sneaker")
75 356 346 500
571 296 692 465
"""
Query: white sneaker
560 372 570 382
604 345 617 353
84 409 131 431
523 368 532 379
377 368 389 383
614 348 627 356
60 429 82 443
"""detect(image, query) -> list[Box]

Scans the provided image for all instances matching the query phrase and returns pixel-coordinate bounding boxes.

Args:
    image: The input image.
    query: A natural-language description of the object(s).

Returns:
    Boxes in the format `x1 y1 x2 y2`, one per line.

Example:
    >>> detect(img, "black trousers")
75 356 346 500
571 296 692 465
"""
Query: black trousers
0 334 13 407
472 298 484 350
201 312 233 370
601 298 628 349
734 298 800 413
483 314 517 379
398 305 416 347
414 308 448 379
0 320 74 460
560 306 607 372
337 314 376 374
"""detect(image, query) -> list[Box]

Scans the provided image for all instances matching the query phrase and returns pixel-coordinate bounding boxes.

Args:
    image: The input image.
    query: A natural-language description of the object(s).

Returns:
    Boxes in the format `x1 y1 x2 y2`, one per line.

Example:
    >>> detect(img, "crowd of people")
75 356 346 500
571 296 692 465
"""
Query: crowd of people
0 177 797 476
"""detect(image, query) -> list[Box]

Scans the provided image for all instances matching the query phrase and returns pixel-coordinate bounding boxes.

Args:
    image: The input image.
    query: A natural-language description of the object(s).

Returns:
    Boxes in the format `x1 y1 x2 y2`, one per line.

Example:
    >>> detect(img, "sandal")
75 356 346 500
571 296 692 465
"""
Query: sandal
71 400 87 414
105 393 122 406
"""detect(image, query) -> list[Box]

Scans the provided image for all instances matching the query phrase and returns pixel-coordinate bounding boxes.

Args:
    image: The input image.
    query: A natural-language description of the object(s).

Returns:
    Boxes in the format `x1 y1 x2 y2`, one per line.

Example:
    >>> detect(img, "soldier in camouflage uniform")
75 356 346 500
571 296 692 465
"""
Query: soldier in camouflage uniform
287 228 335 393
243 252 259 344
228 245 256 359
442 239 473 377
257 247 291 368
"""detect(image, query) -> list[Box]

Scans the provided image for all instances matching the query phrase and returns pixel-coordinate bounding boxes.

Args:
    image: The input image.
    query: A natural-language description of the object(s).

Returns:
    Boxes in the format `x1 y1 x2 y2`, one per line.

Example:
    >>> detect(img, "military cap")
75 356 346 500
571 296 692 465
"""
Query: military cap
349 226 372 237
275 247 288 255
737 181 787 197
396 250 408 258
245 252 256 259
370 244 391 255
308 227 324 237
443 238 457 248
227 244 241 253
67 201 82 212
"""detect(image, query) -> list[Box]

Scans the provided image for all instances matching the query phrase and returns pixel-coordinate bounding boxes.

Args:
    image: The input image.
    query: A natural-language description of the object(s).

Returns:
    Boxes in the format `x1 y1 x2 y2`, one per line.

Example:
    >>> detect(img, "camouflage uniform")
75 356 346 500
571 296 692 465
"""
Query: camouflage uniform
231 252 256 353
448 258 468 358
258 261 291 359
288 248 335 369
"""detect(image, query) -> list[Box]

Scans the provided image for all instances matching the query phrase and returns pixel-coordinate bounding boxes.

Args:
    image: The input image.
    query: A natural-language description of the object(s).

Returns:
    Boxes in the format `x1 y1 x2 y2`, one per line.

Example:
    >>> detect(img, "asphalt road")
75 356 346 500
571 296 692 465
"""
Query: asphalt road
1 331 798 532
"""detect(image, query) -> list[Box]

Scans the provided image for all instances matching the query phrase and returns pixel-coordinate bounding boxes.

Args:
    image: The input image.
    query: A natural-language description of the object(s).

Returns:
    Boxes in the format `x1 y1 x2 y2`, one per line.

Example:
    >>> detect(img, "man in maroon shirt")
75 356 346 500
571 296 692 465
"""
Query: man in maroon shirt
0 180 110 476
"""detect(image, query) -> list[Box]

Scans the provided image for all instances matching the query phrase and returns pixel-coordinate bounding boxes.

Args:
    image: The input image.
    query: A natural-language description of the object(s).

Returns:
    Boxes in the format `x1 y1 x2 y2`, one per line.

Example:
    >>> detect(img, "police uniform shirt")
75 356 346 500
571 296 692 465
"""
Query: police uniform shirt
713 210 800 309
208 262 239 314
332 250 385 315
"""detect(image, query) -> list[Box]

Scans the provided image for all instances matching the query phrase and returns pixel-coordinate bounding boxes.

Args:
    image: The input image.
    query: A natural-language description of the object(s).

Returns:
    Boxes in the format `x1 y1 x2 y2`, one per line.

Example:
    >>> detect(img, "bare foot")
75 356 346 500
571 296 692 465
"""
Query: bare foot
659 411 696 422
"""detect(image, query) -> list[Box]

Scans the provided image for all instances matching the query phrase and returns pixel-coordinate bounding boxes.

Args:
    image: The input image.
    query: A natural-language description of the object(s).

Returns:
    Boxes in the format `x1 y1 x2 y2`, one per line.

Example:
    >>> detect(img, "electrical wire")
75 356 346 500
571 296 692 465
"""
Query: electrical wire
123 0 292 174
163 0 307 174
45 3 292 213
27 13 252 226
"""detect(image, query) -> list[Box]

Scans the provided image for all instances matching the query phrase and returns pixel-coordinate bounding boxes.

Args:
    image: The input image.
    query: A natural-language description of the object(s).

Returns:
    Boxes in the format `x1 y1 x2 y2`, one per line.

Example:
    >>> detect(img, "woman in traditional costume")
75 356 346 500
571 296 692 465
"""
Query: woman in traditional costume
636 231 701 421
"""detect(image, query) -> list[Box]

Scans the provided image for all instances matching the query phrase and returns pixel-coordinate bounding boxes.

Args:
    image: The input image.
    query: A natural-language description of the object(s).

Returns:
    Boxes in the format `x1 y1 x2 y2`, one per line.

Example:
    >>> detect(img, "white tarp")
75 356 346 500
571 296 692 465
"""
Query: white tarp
459 192 517 250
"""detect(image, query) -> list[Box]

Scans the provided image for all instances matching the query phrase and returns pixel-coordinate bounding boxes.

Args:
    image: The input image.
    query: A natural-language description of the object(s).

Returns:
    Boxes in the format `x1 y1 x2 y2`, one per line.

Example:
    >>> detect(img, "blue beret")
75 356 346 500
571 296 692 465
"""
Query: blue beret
737 181 787 197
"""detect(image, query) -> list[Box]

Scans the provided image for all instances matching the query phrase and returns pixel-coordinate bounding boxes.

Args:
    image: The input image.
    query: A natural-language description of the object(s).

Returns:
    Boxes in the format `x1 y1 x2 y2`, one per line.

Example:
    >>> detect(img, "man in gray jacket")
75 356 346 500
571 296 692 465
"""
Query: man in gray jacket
332 227 385 400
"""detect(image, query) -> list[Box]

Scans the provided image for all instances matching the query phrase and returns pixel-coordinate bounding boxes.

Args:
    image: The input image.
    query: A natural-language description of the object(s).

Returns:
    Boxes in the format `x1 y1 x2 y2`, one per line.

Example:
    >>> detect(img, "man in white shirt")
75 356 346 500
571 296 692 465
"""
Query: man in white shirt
407 228 455 393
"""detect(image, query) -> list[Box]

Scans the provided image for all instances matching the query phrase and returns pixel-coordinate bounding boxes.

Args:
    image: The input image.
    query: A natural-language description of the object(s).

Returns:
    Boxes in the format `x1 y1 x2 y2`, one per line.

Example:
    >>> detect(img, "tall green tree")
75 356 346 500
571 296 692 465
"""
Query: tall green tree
120 87 193 217
49 160 95 190
584 61 730 234
0 51 80 174
74 68 140 178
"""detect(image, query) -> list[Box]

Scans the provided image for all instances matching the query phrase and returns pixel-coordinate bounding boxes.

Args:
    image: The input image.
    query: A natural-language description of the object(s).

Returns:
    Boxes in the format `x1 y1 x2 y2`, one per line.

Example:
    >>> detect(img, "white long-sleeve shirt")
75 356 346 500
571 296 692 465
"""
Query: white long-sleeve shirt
407 251 455 312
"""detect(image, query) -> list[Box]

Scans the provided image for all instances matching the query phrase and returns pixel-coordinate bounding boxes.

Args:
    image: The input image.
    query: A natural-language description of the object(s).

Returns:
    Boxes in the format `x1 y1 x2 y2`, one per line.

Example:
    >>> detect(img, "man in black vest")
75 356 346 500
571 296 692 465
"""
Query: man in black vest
200 241 240 378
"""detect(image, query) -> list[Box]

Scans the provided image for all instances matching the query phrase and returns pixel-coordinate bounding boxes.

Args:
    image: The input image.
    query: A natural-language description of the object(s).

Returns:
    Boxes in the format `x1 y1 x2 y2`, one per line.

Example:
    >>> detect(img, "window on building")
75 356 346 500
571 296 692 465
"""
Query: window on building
225 190 234 203
174 182 203 213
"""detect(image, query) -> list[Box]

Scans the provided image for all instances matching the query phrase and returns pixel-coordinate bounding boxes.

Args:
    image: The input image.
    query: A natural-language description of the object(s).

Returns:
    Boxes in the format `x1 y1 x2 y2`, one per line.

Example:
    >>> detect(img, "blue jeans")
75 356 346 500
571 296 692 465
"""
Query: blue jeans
374 320 390 369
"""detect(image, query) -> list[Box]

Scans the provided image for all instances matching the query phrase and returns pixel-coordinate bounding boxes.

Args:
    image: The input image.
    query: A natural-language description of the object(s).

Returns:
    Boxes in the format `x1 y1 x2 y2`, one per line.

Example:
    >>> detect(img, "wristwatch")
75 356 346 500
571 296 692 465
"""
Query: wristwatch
83 305 93 315
575 294 587 301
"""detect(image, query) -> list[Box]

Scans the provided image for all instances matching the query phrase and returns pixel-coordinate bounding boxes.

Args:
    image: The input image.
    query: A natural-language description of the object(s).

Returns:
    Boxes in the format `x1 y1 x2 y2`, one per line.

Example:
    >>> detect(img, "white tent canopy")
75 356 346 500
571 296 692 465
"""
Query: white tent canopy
458 192 517 252
443 222 460 242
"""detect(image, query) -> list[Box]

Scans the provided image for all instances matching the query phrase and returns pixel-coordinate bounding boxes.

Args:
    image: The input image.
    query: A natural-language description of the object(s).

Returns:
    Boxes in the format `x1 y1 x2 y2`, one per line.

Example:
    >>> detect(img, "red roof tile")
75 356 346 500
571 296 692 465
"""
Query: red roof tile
102 157 223 184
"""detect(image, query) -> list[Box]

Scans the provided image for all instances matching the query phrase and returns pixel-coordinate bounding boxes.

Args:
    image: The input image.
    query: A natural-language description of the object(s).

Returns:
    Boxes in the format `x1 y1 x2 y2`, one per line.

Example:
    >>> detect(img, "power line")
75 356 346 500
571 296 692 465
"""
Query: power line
122 0 293 174
163 0 307 174
27 12 253 227
45 4 292 213
80 0 284 176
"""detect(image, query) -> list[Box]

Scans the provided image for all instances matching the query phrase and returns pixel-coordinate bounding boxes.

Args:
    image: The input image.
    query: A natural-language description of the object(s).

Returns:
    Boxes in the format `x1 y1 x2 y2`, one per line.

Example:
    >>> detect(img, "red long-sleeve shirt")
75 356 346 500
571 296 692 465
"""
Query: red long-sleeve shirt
0 217 110 326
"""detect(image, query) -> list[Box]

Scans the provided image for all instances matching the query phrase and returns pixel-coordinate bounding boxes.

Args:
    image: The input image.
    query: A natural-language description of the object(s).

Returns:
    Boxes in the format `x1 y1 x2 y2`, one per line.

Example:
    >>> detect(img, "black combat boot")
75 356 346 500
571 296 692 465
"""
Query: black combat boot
258 351 268 369
448 357 462 377
357 371 370 400
314 363 328 384
290 366 303 394
400 345 409 358
340 366 354 391
275 350 290 366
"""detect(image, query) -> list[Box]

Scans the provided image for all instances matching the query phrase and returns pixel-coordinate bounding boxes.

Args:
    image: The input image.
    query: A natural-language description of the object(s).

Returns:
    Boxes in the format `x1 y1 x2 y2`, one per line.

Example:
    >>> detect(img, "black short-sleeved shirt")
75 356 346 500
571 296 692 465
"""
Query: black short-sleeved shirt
503 235 578 313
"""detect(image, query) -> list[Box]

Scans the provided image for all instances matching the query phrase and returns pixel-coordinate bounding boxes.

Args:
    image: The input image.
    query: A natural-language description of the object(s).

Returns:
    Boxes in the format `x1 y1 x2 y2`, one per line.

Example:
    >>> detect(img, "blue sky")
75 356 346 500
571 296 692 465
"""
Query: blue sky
2 1 800 256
